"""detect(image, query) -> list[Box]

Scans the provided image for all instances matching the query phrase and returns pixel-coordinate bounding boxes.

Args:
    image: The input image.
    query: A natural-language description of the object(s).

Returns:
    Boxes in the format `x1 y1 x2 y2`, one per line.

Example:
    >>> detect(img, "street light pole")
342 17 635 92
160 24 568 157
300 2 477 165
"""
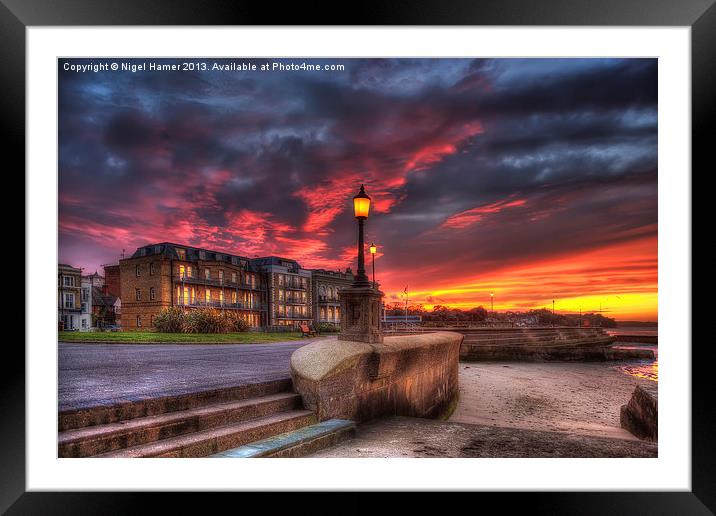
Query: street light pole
352 184 371 287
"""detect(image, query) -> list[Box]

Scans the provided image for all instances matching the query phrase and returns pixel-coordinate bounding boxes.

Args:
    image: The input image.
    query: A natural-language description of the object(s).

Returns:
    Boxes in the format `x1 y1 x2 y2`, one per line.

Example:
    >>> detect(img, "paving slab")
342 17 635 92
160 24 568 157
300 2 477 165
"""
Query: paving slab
309 416 658 458
58 339 317 411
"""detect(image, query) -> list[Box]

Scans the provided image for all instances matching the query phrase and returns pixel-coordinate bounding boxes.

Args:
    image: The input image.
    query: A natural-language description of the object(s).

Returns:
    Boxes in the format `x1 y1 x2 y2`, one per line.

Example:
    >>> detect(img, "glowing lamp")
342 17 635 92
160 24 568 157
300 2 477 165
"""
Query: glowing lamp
353 184 371 219
369 243 377 255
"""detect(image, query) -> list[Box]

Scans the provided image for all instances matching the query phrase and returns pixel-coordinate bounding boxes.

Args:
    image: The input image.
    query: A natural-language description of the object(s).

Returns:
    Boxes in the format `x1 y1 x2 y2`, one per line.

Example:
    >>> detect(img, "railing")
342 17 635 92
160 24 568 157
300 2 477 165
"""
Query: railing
318 296 340 303
173 275 264 290
284 297 307 304
282 282 307 290
276 314 311 320
177 300 267 311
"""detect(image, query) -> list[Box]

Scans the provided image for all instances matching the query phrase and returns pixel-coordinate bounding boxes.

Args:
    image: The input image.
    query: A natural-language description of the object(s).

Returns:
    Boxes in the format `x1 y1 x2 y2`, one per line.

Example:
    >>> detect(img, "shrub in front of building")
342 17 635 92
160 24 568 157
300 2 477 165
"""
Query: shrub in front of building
317 322 339 333
184 308 230 333
221 311 251 333
153 307 187 333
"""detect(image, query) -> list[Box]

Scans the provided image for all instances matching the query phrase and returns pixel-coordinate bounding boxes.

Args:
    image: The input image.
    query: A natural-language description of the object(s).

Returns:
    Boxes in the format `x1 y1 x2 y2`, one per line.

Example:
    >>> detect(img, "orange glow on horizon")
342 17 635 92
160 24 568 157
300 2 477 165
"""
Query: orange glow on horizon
381 236 658 321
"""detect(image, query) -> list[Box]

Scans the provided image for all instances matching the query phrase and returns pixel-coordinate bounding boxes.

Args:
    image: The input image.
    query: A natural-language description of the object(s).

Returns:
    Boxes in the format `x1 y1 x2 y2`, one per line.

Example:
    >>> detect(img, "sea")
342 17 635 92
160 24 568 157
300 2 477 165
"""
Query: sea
608 327 658 382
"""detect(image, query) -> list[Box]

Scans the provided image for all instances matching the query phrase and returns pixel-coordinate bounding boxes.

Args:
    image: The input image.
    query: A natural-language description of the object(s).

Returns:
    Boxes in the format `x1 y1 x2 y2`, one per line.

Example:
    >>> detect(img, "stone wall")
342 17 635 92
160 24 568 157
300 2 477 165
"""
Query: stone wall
456 327 653 361
290 332 463 422
620 384 658 441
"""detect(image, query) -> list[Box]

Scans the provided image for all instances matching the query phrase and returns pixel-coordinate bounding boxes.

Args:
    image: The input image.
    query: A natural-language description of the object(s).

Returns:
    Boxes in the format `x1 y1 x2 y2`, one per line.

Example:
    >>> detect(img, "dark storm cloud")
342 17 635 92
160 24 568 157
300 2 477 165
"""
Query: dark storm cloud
58 57 657 312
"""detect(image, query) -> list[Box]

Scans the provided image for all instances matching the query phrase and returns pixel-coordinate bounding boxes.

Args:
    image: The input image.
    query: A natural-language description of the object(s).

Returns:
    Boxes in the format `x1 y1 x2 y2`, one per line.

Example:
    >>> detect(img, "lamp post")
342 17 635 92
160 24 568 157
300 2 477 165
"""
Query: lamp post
369 243 377 288
490 292 494 315
337 184 384 344
352 184 371 287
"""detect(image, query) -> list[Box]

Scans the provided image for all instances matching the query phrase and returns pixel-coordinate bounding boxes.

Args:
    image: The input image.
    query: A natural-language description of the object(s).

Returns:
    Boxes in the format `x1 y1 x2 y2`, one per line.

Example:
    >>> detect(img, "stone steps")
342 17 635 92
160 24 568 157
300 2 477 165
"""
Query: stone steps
58 392 302 458
96 410 317 458
59 378 294 431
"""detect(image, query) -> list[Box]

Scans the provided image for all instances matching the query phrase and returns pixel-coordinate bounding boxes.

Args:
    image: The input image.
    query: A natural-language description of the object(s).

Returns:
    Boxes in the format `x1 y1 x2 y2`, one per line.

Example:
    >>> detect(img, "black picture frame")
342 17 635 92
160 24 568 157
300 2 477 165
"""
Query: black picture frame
5 0 708 512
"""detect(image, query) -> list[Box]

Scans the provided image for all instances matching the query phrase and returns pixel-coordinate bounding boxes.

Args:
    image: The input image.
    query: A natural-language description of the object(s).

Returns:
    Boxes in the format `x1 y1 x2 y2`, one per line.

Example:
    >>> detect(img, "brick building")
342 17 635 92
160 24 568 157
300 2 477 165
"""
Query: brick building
251 256 313 328
311 268 354 327
119 243 268 330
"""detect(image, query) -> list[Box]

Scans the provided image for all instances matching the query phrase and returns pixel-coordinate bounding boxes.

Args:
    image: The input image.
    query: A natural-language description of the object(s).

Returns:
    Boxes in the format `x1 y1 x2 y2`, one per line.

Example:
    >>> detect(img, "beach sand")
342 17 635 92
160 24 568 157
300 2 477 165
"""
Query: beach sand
450 361 655 440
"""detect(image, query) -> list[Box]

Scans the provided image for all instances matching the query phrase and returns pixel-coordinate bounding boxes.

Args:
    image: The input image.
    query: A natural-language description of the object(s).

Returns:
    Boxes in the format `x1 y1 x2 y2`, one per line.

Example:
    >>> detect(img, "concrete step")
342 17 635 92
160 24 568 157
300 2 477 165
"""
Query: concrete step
213 419 356 458
59 378 293 431
58 392 302 458
96 410 317 458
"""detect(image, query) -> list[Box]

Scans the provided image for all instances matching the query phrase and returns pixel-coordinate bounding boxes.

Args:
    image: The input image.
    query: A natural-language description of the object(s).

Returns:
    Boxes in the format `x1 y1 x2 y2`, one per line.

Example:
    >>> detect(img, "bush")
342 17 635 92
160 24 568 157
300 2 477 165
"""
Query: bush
317 322 339 333
222 311 251 332
184 308 230 334
153 307 187 333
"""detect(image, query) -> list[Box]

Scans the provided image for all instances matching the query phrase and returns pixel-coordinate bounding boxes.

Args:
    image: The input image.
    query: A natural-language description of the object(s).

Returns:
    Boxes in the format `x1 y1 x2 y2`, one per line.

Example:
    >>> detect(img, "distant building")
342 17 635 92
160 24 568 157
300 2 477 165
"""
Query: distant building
118 243 268 330
84 271 104 288
311 268 354 326
58 264 82 330
79 276 93 331
251 256 312 328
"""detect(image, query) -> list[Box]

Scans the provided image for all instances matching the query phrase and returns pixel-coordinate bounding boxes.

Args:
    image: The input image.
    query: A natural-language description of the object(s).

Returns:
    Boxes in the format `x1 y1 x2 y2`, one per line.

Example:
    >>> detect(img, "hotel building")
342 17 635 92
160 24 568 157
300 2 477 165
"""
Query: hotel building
119 243 268 330
251 256 313 327
311 268 354 326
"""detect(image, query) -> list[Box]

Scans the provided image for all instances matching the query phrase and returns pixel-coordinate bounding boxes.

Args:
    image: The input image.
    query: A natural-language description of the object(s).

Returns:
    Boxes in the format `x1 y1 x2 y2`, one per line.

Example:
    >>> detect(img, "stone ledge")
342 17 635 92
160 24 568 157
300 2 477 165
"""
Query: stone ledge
290 332 463 422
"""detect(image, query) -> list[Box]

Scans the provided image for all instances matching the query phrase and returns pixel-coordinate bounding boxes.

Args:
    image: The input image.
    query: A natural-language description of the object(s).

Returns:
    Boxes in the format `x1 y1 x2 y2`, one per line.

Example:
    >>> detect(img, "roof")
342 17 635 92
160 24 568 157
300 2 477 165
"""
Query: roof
126 242 260 270
91 286 119 308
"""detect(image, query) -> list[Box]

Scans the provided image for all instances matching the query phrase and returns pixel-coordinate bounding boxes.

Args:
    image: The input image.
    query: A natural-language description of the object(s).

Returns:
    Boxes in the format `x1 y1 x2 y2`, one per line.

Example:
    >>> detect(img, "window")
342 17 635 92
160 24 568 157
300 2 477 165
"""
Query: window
187 266 193 278
136 315 142 328
179 264 186 278
219 290 224 303
64 293 75 309
81 288 89 301
278 274 284 286
205 289 211 303
231 272 237 283
183 287 190 305
279 289 285 301
204 269 210 280
81 318 87 329
199 250 206 260
150 287 156 301
154 245 161 254
175 248 186 260
150 262 156 275
135 288 141 301
135 264 141 277
63 276 75 287
218 270 224 282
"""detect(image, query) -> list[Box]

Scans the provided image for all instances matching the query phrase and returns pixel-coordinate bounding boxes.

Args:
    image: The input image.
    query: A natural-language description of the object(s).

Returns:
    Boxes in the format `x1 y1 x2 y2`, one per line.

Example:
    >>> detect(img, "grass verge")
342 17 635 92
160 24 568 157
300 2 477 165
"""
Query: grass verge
58 331 306 344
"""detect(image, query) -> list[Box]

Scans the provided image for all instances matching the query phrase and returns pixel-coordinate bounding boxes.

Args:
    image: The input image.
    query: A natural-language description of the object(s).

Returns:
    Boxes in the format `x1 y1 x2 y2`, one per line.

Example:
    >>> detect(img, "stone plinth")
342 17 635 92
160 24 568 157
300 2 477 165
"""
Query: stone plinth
337 285 384 344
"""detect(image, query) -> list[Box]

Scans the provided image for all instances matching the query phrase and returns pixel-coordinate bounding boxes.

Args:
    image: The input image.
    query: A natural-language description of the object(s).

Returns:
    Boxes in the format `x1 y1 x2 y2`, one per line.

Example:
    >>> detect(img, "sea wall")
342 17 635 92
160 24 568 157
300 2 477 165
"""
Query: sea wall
620 384 658 441
456 327 653 361
290 332 462 422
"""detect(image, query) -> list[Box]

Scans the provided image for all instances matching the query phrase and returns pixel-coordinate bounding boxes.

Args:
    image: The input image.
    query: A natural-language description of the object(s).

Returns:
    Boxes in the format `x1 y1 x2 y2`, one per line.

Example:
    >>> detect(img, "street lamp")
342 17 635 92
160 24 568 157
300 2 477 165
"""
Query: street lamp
490 292 494 314
369 243 377 288
352 184 371 287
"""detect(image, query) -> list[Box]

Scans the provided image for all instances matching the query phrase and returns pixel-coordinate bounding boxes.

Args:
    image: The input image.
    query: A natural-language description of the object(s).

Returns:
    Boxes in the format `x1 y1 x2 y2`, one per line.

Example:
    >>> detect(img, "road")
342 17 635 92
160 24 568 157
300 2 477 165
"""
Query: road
58 339 320 412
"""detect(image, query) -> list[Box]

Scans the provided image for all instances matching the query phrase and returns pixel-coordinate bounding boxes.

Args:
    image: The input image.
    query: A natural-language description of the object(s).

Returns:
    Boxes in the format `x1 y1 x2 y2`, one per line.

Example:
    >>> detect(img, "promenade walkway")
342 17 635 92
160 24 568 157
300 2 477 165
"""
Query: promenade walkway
59 339 318 411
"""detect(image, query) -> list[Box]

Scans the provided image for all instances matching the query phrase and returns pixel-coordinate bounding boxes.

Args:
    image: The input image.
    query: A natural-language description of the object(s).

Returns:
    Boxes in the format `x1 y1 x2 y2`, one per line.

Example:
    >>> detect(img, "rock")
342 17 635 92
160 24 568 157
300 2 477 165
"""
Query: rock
620 384 658 441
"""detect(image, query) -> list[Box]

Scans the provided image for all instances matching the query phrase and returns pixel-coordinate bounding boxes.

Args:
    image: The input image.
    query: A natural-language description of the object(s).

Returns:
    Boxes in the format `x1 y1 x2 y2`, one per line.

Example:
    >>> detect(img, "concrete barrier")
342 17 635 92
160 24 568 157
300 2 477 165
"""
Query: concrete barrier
290 332 463 422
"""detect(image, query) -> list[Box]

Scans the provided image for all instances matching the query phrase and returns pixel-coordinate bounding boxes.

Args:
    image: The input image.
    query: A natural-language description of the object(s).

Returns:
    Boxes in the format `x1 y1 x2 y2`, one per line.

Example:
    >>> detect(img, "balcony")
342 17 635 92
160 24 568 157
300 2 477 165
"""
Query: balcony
177 300 267 311
284 297 307 305
276 314 311 320
281 281 307 291
318 296 340 304
173 275 264 290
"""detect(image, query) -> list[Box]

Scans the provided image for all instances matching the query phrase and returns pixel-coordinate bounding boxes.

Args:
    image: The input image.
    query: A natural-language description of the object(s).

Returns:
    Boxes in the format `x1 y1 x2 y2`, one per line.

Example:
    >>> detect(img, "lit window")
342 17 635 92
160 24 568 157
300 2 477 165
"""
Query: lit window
204 269 210 280
187 266 193 278
231 272 237 283
179 265 186 278
183 287 189 305
205 290 211 303
219 291 224 303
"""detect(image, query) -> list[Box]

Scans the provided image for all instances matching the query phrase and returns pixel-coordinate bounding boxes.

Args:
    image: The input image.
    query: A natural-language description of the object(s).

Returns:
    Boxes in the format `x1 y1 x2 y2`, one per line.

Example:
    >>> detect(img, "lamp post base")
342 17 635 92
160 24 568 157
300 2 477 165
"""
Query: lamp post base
337 285 384 344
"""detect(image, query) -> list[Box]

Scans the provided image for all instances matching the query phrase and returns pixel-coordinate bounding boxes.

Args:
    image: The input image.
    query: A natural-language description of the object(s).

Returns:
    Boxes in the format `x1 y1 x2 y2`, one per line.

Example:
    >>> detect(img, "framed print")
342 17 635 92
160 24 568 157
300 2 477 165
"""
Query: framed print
6 0 710 512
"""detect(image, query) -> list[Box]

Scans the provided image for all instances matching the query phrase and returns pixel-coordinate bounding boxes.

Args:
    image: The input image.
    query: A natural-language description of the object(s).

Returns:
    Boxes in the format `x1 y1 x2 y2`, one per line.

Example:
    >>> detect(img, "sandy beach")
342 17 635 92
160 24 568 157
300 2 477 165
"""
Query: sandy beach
450 361 656 440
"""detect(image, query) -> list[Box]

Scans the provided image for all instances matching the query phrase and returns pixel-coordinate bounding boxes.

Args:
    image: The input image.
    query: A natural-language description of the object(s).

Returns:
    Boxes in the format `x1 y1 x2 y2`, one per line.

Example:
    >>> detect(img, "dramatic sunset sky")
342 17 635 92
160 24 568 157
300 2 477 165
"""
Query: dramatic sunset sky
59 58 658 321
